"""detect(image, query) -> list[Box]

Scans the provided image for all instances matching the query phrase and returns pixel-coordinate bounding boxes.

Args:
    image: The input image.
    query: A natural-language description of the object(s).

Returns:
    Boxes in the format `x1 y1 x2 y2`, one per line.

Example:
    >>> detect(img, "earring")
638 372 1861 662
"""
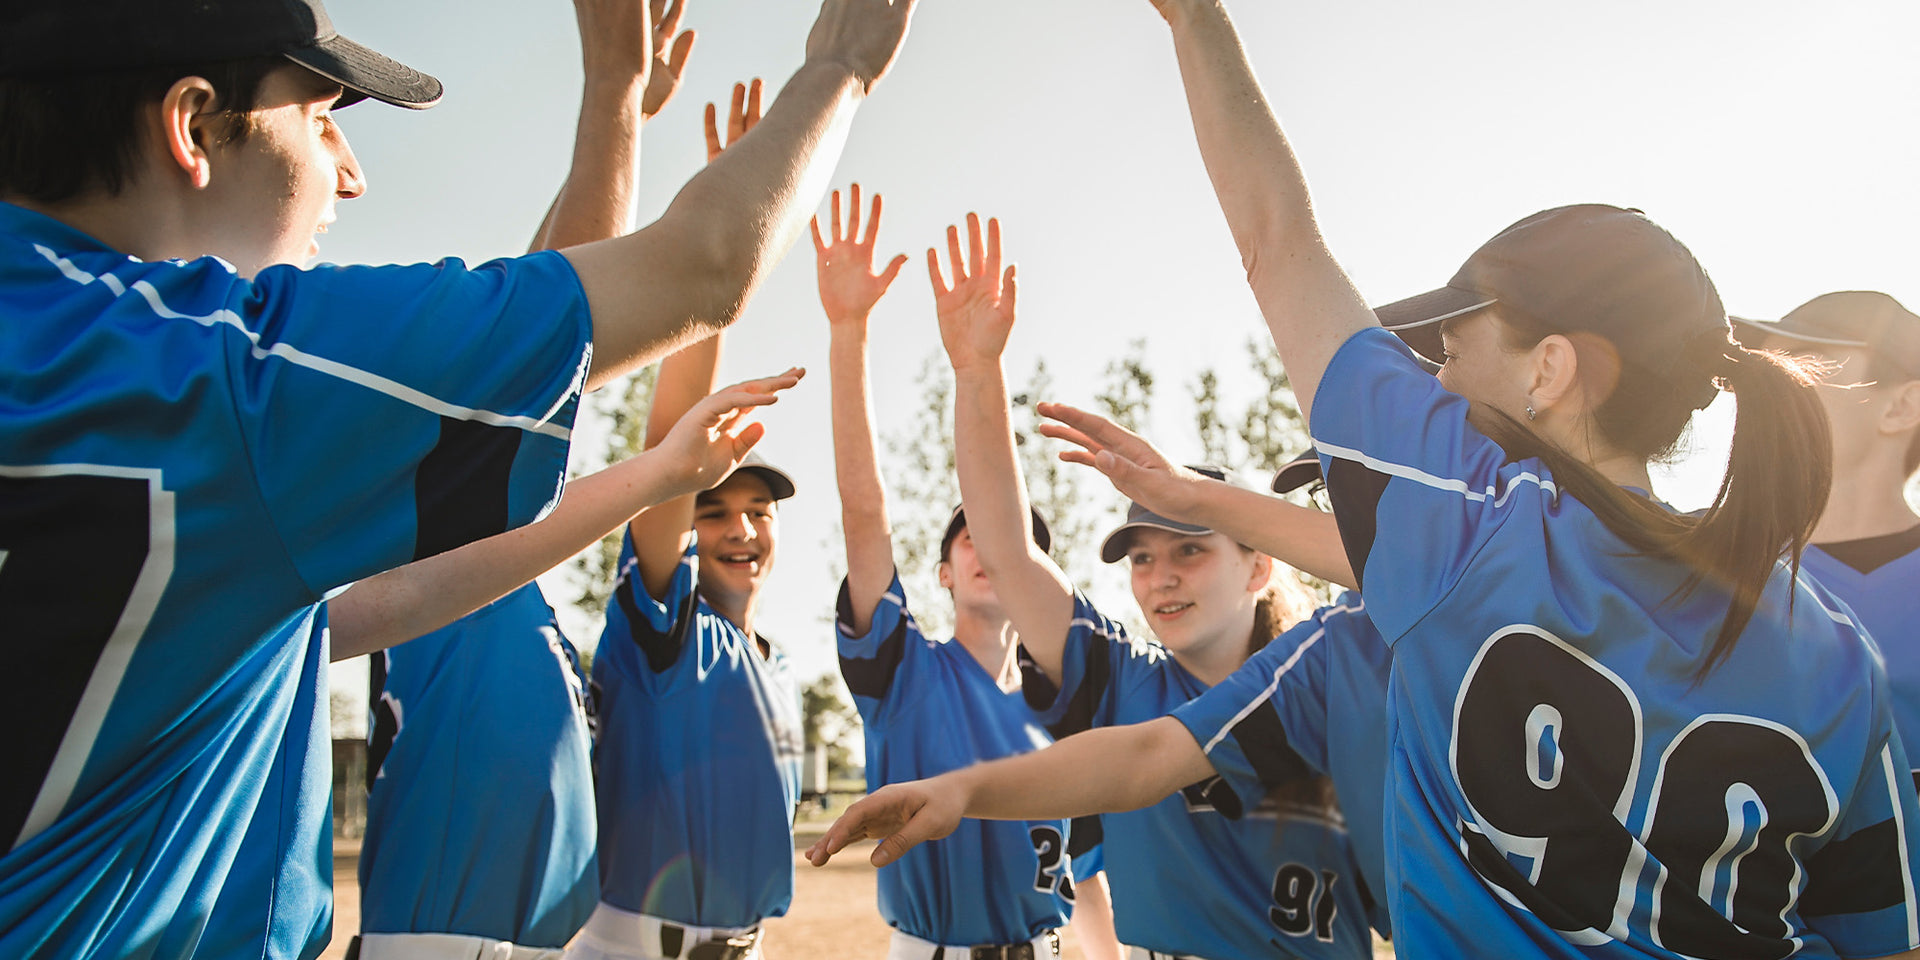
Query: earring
1525 404 1536 421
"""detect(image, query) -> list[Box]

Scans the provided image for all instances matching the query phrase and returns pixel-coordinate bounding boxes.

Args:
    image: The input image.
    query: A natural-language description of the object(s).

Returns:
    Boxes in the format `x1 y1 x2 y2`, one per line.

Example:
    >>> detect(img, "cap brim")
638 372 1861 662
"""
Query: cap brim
1372 286 1498 363
1271 452 1322 494
734 464 797 501
1729 315 1869 352
1099 517 1211 564
287 35 442 110
945 506 1053 555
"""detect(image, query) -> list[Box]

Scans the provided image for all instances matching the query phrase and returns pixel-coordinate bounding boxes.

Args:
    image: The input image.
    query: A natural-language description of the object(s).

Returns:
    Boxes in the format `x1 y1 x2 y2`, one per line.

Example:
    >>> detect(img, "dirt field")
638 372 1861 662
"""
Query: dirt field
320 831 1390 959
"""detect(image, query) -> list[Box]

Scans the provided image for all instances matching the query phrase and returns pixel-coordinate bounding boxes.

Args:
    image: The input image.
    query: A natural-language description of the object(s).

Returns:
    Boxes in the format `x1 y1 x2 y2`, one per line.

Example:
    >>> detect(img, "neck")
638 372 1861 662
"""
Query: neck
952 606 1021 692
7 178 197 267
1171 627 1254 688
1814 452 1920 543
704 588 757 642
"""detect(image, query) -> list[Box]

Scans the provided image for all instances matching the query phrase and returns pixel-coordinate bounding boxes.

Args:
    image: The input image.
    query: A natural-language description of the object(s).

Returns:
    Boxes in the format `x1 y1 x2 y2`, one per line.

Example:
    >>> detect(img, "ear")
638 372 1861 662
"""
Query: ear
1880 379 1920 436
159 76 221 190
1246 551 1275 594
1525 333 1585 417
936 560 954 589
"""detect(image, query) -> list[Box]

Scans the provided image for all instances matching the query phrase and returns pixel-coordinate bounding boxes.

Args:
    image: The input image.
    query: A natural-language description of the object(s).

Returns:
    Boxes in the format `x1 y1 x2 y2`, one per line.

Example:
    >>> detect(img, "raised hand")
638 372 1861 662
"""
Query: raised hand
804 0 918 93
640 0 697 119
802 779 963 868
1036 401 1209 521
930 213 1017 373
704 78 764 162
657 368 805 497
574 0 657 90
811 184 909 326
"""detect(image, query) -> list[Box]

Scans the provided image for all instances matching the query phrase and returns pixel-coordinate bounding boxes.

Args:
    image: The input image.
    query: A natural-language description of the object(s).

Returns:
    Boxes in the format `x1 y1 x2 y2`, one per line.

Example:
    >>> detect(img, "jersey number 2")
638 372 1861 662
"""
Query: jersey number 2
1030 824 1076 902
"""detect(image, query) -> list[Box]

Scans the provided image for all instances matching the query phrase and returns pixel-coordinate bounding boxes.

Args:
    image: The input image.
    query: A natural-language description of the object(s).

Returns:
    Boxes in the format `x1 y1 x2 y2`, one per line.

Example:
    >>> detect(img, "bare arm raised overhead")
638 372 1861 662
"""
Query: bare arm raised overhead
936 214 1077 680
1145 0 1372 420
819 184 910 632
565 0 917 390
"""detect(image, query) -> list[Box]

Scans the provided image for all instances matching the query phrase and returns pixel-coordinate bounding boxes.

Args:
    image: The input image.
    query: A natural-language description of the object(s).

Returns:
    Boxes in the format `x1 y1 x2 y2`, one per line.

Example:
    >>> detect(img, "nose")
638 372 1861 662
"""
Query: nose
333 129 366 200
723 512 755 542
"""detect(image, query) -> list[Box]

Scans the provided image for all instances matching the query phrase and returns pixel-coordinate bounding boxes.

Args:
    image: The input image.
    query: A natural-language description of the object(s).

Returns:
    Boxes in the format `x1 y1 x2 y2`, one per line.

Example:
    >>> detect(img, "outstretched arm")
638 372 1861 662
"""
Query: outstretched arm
329 371 802 660
1039 401 1355 588
566 0 919 390
1147 0 1373 420
628 83 762 598
819 184 911 631
531 0 695 253
804 716 1212 868
936 214 1077 679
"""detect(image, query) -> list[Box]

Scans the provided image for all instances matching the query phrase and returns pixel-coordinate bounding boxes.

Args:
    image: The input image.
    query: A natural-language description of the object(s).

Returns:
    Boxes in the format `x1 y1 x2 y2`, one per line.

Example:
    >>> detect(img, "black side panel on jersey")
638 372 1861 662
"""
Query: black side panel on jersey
836 580 909 700
1799 817 1907 915
1018 645 1058 712
1322 458 1391 592
0 473 149 849
616 571 698 673
1066 814 1104 858
413 416 521 561
1040 632 1114 739
1234 700 1315 790
365 651 394 790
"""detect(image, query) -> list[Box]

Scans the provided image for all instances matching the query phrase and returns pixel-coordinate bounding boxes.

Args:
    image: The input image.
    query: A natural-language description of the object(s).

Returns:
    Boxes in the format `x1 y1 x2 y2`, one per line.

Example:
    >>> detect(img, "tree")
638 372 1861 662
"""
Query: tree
565 365 658 622
802 673 861 781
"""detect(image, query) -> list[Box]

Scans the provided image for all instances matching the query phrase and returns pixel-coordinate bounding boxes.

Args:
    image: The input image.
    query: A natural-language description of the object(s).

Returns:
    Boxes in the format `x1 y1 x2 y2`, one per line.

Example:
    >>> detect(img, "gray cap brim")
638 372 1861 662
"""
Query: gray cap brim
1372 285 1499 363
1099 516 1212 564
287 34 442 109
1271 450 1322 494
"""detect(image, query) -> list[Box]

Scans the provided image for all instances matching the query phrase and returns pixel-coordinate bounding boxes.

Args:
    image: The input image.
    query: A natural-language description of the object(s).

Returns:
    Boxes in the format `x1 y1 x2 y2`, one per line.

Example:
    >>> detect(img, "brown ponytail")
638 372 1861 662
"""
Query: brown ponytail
1471 322 1831 681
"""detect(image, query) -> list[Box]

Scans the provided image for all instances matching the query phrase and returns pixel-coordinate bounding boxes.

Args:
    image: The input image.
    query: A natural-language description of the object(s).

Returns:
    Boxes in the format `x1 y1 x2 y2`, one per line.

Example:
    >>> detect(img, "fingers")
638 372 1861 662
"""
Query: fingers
1036 421 1100 455
830 188 843 246
810 216 827 256
658 0 686 37
945 225 966 285
926 248 950 298
966 212 984 279
983 216 1001 291
1000 263 1017 317
729 420 766 456
878 253 909 289
728 80 747 137
744 77 764 129
666 29 696 75
703 101 721 158
846 183 863 245
863 191 885 247
869 806 948 868
1037 401 1137 447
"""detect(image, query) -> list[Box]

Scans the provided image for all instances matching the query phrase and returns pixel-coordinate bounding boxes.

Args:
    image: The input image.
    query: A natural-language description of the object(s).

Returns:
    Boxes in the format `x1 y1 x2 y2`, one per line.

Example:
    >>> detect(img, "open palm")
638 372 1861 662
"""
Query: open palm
930 213 1017 372
811 183 909 325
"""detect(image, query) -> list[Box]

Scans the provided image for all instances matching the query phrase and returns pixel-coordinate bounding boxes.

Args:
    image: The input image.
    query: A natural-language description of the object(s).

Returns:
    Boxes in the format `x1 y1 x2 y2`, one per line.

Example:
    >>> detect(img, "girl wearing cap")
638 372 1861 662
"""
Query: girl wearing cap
899 212 1375 960
814 184 1089 960
809 2 1920 958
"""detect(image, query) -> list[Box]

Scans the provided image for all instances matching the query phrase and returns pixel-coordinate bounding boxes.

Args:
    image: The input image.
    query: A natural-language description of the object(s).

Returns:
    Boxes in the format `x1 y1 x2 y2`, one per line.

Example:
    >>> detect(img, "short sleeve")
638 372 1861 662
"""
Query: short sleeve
1309 328 1554 643
835 572 922 726
1172 598 1347 793
1800 714 1920 955
229 252 593 595
606 533 700 681
1019 591 1150 736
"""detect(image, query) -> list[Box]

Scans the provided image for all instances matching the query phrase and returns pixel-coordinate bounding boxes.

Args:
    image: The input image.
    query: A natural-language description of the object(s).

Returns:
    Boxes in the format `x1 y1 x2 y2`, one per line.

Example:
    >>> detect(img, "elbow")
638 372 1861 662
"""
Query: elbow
974 542 1048 583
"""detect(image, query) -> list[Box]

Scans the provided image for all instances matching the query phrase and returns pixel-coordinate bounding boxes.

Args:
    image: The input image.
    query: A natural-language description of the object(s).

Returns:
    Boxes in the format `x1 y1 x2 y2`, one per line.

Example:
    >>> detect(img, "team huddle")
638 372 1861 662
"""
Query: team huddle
4 1 1919 959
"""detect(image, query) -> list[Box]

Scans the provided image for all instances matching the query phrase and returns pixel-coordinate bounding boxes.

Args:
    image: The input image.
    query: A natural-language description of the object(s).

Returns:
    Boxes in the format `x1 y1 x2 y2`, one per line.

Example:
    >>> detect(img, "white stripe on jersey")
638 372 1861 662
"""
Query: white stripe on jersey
1309 437 1558 508
36 245 575 441
1199 599 1367 755
7 464 175 851
1881 744 1920 946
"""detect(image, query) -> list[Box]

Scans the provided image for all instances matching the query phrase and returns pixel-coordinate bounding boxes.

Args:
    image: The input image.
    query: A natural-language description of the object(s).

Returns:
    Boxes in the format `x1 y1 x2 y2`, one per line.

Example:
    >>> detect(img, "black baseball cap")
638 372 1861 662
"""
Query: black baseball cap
729 453 796 502
1731 292 1920 381
1098 465 1233 564
1271 450 1321 495
0 0 443 109
1373 204 1730 412
941 505 1052 559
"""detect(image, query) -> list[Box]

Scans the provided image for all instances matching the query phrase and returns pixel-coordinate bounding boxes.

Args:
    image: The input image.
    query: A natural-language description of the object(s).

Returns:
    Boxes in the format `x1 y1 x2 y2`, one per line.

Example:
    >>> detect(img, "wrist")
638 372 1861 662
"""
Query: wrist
947 357 1004 380
795 56 871 97
581 72 647 106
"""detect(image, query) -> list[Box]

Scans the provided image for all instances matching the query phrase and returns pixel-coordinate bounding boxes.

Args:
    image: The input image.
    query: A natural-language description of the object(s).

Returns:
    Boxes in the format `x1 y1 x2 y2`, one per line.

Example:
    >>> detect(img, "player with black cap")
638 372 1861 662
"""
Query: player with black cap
1735 291 1920 792
0 0 916 955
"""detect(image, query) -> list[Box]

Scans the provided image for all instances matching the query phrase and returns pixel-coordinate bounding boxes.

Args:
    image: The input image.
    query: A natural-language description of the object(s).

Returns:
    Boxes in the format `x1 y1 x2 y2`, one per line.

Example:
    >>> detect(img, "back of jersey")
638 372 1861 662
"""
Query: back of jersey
0 204 591 958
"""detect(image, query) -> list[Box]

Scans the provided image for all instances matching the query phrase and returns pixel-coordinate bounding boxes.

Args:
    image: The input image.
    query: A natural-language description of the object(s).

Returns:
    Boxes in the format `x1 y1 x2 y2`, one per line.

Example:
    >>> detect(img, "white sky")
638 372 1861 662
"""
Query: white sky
322 0 1920 710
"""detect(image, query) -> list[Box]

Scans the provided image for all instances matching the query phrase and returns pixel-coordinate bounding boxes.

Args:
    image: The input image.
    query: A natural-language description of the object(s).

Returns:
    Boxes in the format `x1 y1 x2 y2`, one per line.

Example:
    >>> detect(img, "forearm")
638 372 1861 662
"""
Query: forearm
951 363 1075 669
542 77 645 251
830 324 895 621
1160 0 1371 419
1172 480 1355 588
569 60 864 388
956 718 1214 821
329 450 683 660
630 336 723 595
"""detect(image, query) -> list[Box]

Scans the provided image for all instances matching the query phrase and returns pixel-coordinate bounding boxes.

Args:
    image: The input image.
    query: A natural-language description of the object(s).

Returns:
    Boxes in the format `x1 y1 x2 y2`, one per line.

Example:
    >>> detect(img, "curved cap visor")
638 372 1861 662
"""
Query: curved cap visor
1099 514 1212 563
1271 450 1322 495
1372 286 1499 363
1730 292 1920 380
943 505 1052 556
729 453 796 501
288 35 442 109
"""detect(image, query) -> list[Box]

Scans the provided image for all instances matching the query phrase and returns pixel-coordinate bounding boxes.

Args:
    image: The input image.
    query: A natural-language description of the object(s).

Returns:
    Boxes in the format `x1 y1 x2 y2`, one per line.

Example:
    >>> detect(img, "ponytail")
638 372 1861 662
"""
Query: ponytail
1473 320 1831 681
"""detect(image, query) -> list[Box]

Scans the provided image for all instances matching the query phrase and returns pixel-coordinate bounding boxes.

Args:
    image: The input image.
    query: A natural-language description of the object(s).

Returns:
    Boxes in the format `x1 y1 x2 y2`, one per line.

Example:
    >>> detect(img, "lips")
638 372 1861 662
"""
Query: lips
1153 601 1194 619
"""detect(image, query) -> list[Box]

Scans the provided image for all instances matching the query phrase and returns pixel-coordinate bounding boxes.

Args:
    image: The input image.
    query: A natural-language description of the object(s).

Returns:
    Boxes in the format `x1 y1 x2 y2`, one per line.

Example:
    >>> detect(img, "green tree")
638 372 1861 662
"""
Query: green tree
567 365 658 620
802 673 861 781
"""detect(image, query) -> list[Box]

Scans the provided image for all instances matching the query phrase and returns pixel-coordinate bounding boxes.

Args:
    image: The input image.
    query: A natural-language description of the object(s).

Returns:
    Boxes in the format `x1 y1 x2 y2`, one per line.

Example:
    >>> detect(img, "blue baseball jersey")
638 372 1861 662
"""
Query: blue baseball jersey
1172 593 1392 940
593 537 803 928
837 573 1074 944
359 583 598 948
0 200 591 959
1024 593 1373 960
1311 327 1920 958
1803 545 1920 789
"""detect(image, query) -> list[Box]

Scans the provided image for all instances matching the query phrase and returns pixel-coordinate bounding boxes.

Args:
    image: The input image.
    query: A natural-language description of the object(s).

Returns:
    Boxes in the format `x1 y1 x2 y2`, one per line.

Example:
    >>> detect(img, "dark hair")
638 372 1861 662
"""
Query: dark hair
1246 560 1315 656
1475 312 1831 680
0 57 280 204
